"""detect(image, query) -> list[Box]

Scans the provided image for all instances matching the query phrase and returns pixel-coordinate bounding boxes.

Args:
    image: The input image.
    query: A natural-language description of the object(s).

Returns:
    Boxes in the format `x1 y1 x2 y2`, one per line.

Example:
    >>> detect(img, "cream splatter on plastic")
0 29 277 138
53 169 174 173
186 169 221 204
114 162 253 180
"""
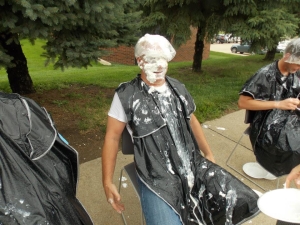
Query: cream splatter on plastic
139 78 238 224
152 84 209 224
219 191 226 198
148 82 169 94
225 190 237 225
0 200 33 223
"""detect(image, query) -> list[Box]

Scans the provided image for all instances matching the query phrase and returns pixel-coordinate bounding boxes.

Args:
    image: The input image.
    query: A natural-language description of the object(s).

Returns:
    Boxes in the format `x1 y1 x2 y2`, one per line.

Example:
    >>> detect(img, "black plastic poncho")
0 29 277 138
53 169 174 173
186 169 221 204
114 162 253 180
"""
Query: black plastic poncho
117 75 260 225
0 92 93 225
240 60 300 177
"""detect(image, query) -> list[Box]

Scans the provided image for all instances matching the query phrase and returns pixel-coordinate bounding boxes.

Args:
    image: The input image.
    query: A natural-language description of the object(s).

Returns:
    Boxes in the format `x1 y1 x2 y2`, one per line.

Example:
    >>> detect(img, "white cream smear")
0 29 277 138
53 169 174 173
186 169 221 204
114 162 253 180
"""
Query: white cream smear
145 72 236 225
150 84 206 224
150 83 238 225
139 56 168 84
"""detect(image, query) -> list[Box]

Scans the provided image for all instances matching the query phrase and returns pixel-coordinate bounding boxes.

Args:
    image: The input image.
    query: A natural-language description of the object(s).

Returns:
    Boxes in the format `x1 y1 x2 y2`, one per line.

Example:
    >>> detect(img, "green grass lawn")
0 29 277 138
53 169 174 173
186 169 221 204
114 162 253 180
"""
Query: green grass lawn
0 39 282 124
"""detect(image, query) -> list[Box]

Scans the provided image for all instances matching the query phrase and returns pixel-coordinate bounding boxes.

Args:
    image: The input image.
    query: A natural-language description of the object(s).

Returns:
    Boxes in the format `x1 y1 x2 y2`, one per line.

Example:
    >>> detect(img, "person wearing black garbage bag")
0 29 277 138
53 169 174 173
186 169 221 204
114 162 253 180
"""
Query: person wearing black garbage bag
0 92 94 225
238 38 300 178
102 33 260 225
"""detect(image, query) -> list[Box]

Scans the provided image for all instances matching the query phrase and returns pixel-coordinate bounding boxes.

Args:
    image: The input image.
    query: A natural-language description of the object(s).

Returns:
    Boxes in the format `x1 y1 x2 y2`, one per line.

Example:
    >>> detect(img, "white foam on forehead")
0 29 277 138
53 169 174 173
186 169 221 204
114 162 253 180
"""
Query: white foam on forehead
284 38 300 64
135 34 176 62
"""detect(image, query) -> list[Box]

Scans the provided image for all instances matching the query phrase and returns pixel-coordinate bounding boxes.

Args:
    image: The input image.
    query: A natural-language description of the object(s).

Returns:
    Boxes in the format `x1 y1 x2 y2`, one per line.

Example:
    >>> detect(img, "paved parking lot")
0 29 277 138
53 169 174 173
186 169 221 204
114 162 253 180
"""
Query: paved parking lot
210 43 250 56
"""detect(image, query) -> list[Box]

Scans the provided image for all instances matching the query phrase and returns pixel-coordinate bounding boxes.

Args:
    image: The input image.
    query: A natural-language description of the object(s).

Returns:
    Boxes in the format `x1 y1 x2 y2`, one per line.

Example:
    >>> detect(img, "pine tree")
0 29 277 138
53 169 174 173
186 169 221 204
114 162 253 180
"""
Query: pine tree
140 0 300 72
0 0 142 94
140 0 226 72
224 1 299 60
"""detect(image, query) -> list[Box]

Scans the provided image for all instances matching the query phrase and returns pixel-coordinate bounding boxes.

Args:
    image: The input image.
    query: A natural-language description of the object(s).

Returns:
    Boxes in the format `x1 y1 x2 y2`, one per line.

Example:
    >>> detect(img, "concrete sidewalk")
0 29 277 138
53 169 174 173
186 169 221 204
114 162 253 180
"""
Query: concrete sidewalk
77 109 285 225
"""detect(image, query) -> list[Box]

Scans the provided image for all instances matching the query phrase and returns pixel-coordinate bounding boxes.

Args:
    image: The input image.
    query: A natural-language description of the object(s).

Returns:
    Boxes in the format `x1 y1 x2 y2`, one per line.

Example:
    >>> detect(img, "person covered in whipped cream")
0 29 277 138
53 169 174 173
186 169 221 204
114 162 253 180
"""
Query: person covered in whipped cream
238 38 300 178
102 33 260 225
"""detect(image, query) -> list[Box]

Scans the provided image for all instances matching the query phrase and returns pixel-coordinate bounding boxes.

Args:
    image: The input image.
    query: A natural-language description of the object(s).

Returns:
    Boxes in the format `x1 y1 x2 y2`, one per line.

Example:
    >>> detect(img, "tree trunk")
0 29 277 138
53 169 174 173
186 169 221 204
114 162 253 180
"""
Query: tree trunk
0 32 35 94
192 26 204 72
264 48 276 61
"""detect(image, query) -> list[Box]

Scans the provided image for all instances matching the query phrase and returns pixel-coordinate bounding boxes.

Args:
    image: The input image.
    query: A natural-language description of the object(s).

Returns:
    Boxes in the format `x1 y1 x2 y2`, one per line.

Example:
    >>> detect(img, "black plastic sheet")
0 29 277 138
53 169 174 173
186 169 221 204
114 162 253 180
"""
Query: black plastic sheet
0 92 93 225
252 109 300 176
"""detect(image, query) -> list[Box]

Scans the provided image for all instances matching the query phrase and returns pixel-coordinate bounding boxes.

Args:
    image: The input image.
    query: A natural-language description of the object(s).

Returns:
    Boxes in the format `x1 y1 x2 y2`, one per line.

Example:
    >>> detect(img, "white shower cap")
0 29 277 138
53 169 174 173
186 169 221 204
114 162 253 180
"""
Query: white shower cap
134 34 176 62
284 38 300 64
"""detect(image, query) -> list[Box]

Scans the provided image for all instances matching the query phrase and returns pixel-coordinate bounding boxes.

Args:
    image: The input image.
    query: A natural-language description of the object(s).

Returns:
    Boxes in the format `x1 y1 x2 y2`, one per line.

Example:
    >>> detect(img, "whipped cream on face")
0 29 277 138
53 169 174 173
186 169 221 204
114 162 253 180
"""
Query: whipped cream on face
134 34 176 84
134 34 176 62
138 56 168 83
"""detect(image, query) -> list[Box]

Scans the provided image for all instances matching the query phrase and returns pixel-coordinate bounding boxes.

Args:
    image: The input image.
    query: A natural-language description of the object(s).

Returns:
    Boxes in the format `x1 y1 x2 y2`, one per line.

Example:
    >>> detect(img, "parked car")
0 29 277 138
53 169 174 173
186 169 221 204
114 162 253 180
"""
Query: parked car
215 34 226 44
276 40 291 53
230 42 267 54
227 36 241 43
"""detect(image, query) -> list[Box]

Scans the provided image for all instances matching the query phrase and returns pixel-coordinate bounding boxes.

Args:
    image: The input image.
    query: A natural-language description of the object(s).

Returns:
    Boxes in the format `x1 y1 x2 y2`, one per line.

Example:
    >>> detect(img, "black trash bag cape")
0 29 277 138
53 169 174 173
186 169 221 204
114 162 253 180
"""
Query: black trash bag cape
117 75 260 225
0 92 93 225
240 60 300 177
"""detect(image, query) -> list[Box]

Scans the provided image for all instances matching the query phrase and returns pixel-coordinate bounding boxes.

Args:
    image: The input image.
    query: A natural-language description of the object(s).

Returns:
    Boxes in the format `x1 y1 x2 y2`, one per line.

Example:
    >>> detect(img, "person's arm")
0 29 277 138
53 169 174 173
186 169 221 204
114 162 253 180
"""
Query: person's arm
190 113 215 163
285 164 300 188
238 95 300 111
102 116 126 213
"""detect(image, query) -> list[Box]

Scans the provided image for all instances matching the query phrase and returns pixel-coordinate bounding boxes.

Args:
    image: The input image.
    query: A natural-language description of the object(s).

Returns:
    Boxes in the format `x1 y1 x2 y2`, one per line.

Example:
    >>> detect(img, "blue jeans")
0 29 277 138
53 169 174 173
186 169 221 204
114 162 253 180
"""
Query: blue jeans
137 177 182 225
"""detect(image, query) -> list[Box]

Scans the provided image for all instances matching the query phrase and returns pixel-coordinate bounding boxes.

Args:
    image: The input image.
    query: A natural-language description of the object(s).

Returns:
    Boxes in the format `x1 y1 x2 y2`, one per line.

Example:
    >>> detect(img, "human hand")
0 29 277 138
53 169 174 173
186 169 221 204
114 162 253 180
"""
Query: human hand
103 183 125 213
205 153 216 163
275 98 300 110
285 165 300 188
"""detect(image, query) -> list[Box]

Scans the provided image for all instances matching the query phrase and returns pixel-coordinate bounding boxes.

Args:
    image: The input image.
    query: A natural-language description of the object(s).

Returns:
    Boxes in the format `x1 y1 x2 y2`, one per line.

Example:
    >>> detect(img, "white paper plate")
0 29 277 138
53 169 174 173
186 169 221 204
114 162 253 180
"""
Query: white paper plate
252 189 263 197
258 188 300 223
242 162 269 179
264 172 277 180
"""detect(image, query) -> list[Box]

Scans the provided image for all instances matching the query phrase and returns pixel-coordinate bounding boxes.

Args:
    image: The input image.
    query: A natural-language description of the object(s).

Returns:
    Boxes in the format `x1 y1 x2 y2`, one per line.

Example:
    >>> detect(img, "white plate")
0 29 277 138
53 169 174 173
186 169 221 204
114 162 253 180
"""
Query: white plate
258 188 300 223
264 172 277 180
242 162 268 179
252 189 263 197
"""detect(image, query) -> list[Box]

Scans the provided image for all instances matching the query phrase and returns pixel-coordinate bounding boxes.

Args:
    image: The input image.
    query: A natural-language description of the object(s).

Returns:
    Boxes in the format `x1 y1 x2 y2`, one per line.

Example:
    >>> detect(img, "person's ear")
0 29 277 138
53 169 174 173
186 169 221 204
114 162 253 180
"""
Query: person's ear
283 53 291 60
136 57 144 69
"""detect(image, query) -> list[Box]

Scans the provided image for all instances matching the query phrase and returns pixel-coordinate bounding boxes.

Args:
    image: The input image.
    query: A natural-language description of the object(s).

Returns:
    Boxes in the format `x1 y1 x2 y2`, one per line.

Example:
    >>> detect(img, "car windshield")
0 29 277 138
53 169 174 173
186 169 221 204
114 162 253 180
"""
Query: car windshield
241 41 250 45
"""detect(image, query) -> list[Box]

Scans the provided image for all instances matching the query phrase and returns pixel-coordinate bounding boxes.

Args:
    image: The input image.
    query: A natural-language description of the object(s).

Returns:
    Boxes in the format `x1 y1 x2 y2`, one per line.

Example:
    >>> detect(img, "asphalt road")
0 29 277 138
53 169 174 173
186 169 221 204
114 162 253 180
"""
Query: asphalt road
210 42 250 56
